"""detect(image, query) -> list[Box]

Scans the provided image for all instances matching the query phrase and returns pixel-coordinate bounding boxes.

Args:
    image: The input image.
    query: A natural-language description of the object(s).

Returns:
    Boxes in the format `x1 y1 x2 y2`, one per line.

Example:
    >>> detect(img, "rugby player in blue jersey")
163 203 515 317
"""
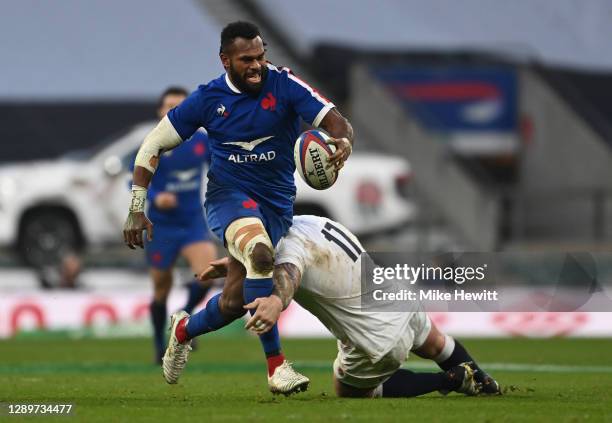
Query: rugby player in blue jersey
123 21 353 394
142 87 217 365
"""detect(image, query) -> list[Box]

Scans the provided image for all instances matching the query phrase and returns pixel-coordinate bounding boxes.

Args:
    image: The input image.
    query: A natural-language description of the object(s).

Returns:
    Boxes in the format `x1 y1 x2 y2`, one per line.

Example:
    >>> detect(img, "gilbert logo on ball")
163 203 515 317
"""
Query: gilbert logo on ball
294 129 338 190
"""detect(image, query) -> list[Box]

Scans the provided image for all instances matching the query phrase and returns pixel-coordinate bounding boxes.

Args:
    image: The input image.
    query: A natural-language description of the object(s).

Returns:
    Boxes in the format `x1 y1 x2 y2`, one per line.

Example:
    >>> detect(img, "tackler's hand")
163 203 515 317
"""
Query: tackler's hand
244 295 283 335
198 257 230 281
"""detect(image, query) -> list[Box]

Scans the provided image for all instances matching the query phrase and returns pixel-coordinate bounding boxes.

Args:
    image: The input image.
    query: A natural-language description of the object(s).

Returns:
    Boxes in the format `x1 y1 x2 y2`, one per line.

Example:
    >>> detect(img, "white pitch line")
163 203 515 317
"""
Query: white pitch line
403 361 612 374
296 361 612 373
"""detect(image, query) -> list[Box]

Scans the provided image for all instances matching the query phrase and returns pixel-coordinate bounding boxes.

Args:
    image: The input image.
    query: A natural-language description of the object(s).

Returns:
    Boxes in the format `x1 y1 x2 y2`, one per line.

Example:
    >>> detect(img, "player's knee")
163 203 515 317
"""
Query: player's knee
225 217 274 278
414 329 448 359
423 340 444 359
250 243 274 275
333 377 374 398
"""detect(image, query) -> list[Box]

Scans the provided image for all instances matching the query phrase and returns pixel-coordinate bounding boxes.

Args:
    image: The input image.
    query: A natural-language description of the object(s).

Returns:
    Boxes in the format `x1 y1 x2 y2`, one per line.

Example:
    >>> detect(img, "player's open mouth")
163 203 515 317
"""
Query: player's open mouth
246 73 261 84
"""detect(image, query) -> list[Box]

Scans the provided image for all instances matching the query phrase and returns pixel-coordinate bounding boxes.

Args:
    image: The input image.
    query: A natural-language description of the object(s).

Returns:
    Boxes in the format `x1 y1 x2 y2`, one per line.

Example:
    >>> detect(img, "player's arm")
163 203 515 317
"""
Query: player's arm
124 86 208 249
318 108 354 172
244 263 302 335
198 259 301 306
123 116 183 249
198 257 230 280
271 263 302 310
285 69 354 171
198 259 301 333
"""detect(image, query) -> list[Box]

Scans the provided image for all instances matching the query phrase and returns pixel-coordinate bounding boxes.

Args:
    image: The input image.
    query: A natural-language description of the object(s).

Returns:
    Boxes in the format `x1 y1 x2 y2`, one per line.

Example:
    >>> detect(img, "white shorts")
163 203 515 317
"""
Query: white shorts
333 312 432 389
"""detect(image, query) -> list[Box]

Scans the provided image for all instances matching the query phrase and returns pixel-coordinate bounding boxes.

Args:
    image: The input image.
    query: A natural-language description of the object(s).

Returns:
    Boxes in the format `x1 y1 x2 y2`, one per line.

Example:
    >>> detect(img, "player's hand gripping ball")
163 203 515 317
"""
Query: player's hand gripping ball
294 129 339 190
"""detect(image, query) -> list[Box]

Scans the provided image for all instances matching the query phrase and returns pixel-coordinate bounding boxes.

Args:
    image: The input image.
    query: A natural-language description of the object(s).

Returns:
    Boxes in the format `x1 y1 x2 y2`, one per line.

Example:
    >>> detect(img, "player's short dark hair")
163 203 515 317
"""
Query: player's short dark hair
157 86 188 108
220 21 262 54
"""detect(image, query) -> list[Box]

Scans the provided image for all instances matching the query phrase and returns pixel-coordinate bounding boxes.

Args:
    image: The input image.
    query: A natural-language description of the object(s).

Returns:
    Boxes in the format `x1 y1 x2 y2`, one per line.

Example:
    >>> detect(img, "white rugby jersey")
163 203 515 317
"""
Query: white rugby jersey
275 215 417 363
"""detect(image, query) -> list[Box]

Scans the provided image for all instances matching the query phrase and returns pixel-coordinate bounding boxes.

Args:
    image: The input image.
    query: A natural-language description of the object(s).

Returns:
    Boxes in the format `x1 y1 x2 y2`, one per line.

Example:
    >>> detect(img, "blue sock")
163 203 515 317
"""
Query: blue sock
243 277 281 356
185 293 238 338
149 300 166 362
183 280 210 314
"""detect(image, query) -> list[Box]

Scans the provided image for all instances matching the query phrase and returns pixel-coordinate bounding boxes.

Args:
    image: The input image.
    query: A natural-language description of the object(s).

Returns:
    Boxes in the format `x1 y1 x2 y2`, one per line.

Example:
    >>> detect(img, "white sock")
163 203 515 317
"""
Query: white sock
372 384 383 398
434 334 455 363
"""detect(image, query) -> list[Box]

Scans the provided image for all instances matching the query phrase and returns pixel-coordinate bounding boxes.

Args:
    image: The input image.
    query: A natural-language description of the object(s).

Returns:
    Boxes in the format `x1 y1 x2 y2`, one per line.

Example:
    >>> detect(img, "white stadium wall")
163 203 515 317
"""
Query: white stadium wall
1 289 611 339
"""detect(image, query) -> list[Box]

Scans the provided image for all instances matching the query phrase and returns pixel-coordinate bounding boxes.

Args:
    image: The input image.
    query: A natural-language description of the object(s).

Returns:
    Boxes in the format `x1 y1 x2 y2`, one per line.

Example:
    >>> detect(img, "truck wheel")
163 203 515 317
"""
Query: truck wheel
18 210 82 269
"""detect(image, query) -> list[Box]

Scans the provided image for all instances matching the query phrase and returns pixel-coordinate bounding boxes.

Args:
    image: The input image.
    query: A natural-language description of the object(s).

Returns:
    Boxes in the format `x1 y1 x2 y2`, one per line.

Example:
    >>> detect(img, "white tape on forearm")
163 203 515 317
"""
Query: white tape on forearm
134 115 182 173
129 185 147 213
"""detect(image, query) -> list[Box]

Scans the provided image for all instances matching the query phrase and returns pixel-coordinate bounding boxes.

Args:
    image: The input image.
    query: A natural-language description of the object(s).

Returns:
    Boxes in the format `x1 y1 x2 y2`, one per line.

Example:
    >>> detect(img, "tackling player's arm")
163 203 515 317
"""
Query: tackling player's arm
123 116 183 249
319 108 354 172
270 263 301 310
197 259 301 333
243 263 302 335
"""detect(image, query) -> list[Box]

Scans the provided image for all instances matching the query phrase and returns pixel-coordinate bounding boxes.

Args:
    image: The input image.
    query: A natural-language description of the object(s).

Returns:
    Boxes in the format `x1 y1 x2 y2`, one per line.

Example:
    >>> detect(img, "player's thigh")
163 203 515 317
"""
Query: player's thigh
333 341 399 395
180 241 217 277
204 187 266 246
205 186 291 250
144 222 182 271
178 213 217 276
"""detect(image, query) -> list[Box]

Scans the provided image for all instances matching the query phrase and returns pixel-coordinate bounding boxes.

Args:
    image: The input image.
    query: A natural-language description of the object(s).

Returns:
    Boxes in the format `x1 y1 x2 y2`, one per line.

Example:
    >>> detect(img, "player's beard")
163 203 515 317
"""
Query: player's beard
229 63 268 96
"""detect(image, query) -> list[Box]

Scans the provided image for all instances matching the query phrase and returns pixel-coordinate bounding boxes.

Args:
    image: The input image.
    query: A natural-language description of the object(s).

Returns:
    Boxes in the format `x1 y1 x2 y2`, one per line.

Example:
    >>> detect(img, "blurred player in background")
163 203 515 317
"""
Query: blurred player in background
124 21 353 394
142 87 217 364
37 250 83 289
198 215 502 398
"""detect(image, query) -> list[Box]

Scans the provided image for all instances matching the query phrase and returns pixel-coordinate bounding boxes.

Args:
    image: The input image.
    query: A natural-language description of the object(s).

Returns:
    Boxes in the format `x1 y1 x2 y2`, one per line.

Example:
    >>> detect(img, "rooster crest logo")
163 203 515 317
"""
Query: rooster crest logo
216 104 227 117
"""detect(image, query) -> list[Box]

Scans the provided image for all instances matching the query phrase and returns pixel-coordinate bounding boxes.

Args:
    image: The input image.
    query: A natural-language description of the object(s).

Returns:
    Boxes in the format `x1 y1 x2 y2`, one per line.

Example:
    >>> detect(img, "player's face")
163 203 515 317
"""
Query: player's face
158 94 187 119
221 36 268 96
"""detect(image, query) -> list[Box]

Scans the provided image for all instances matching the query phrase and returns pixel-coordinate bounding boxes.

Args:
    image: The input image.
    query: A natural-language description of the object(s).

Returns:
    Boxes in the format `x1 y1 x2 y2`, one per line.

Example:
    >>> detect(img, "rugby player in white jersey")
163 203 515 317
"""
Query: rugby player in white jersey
199 215 501 398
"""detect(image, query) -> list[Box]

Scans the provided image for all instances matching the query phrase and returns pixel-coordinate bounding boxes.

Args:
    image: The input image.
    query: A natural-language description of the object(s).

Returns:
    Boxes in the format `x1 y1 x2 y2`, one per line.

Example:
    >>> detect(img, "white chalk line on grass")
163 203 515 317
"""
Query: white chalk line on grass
295 361 612 374
3 361 612 374
407 362 612 374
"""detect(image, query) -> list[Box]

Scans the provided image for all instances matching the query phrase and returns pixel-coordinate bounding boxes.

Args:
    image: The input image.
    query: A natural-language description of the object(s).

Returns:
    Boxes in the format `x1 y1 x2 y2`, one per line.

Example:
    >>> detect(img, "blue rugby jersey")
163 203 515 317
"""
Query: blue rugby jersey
167 64 334 216
146 129 210 225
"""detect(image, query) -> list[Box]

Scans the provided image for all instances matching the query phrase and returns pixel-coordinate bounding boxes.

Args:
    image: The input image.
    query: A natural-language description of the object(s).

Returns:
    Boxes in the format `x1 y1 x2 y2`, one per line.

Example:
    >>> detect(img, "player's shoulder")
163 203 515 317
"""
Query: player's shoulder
293 214 326 226
293 215 360 246
266 63 319 96
191 74 229 98
266 62 289 74
266 63 296 82
291 215 331 236
204 73 228 89
276 216 323 268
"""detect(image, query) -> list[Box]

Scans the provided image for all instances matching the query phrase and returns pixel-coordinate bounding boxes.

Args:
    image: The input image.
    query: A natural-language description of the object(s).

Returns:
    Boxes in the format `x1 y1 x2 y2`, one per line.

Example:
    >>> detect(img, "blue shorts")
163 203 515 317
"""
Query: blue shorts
144 213 212 270
204 185 292 248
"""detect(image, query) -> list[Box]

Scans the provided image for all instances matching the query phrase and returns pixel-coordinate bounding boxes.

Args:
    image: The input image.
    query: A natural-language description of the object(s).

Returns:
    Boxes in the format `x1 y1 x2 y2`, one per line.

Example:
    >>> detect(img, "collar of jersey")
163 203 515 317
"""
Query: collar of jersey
224 73 242 94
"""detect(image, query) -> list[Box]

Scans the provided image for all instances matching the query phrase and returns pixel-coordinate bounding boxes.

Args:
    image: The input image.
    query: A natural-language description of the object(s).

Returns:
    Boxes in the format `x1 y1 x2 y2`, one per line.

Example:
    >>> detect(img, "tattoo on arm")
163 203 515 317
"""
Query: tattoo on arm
272 263 301 310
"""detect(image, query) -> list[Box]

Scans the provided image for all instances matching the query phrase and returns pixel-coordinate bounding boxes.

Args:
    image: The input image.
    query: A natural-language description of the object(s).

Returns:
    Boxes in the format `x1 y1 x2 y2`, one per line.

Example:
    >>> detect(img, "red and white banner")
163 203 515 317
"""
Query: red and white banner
1 290 611 338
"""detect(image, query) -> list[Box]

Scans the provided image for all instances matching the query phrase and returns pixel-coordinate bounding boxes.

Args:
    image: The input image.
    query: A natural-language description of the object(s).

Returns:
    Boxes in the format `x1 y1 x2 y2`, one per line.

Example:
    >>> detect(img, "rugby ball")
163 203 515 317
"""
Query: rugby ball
294 129 338 190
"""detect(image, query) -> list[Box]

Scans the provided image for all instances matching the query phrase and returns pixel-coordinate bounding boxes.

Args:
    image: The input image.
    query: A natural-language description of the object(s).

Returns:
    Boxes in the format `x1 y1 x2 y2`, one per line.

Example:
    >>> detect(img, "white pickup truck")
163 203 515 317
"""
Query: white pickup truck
0 122 416 268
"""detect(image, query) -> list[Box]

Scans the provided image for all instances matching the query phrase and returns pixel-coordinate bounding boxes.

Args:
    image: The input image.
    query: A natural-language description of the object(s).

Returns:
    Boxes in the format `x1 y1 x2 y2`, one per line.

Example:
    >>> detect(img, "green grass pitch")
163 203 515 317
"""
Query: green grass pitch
1 336 612 422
